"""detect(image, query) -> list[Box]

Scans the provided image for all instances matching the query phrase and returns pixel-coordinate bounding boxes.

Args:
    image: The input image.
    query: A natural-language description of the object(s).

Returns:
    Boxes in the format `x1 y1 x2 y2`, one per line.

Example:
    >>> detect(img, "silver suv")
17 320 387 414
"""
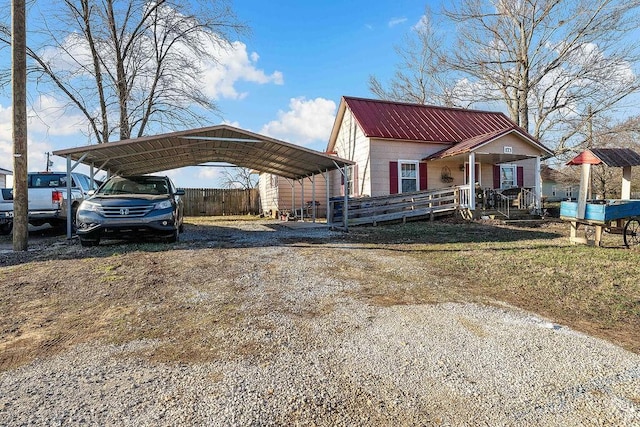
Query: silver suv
76 175 185 247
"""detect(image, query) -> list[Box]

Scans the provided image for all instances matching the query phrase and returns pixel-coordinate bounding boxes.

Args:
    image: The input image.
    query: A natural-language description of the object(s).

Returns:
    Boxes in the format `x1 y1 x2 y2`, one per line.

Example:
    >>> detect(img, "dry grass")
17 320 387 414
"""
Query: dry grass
0 217 638 372
340 220 640 353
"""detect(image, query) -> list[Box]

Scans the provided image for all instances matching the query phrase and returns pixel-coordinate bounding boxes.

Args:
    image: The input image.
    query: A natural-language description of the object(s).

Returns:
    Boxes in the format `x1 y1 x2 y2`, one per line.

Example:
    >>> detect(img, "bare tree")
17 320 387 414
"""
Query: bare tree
220 166 258 190
369 11 457 107
0 0 246 143
371 0 640 155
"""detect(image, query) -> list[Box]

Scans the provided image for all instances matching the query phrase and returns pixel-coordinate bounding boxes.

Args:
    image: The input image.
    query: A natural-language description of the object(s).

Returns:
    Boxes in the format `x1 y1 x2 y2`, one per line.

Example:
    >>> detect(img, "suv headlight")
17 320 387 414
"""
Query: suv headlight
80 200 101 212
155 199 172 210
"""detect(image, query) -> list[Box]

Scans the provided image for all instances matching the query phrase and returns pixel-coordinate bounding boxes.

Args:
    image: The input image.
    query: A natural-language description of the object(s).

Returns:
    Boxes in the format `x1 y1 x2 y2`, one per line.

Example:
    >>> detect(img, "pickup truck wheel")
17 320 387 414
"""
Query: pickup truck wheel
79 237 100 247
0 222 12 235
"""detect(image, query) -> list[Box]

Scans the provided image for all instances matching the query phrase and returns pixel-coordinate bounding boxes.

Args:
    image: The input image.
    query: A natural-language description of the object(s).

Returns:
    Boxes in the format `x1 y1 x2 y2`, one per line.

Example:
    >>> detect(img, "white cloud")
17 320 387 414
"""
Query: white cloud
388 17 408 28
260 97 337 146
197 167 224 182
413 15 429 32
0 102 81 175
28 95 88 137
201 40 284 100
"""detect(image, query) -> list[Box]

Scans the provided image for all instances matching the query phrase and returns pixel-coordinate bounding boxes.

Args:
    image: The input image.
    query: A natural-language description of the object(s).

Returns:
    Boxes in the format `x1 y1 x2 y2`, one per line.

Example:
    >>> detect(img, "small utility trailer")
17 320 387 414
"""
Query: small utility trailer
560 148 640 248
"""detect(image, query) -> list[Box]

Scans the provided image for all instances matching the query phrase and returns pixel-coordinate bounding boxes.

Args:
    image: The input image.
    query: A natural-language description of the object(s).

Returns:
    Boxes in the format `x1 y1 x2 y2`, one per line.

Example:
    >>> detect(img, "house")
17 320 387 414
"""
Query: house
326 97 555 214
540 164 580 202
258 172 328 219
0 167 11 188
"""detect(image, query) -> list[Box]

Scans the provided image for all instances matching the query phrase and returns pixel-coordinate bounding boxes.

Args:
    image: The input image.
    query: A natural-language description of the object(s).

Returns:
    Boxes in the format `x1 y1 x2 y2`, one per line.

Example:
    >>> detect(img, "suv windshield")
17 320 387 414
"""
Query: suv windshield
100 176 169 196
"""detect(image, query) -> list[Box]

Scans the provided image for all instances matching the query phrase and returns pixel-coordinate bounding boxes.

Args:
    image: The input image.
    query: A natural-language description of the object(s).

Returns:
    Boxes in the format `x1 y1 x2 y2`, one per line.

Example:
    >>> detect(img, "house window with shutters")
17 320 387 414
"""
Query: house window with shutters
399 161 419 193
390 161 427 194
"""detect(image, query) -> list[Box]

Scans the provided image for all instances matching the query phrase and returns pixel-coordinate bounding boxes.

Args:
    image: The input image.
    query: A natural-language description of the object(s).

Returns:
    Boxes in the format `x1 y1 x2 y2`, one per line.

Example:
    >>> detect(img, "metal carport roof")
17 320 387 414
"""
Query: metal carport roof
52 124 353 180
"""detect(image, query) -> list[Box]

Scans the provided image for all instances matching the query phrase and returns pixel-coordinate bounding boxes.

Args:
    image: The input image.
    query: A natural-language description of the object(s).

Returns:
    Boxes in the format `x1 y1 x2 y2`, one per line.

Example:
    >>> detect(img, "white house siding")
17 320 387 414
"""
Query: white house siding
259 173 328 218
369 139 445 197
259 173 280 217
331 108 370 197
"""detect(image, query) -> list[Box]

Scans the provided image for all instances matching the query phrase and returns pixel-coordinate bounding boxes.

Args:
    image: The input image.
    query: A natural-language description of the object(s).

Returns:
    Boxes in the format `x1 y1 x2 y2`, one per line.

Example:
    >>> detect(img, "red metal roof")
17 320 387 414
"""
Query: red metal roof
344 96 522 143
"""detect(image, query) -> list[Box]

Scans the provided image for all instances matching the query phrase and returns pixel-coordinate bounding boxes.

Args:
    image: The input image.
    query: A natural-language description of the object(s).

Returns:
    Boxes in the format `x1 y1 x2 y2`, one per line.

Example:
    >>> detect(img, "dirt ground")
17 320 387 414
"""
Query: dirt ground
0 217 638 373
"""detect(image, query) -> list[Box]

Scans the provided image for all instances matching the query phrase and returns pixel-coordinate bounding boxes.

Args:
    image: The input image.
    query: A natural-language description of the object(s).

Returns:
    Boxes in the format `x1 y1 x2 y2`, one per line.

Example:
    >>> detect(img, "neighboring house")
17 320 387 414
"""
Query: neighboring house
0 167 12 188
259 172 328 219
326 96 555 211
540 164 580 202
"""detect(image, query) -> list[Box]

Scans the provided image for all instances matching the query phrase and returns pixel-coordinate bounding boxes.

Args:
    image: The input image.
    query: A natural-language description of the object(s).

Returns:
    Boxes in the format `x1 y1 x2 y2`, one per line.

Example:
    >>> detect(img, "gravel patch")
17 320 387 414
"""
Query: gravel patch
0 220 639 425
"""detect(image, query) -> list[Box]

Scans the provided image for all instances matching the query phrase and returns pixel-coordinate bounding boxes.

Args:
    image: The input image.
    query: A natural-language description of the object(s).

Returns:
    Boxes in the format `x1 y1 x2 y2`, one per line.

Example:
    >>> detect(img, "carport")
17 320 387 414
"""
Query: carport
52 125 354 237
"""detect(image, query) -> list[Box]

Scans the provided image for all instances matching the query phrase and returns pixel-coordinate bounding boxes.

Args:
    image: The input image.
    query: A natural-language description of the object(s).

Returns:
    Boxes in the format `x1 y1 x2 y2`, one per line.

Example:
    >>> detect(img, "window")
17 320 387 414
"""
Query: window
399 161 418 193
346 165 356 196
565 186 574 199
500 165 517 189
551 185 557 197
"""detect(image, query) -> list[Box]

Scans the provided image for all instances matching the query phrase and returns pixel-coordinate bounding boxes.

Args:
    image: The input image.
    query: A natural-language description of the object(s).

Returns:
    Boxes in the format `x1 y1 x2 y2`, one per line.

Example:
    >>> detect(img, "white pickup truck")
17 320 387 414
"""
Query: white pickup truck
0 171 99 234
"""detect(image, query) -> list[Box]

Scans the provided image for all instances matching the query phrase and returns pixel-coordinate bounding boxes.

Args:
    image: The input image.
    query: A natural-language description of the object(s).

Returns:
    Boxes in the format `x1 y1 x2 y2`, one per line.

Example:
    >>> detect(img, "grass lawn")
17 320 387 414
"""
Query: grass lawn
0 217 638 372
341 219 640 354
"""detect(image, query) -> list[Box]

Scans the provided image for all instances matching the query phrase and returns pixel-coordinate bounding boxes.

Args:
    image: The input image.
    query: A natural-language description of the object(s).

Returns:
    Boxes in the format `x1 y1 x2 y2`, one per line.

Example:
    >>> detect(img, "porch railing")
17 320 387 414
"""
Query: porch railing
329 187 460 226
458 184 472 208
480 187 537 219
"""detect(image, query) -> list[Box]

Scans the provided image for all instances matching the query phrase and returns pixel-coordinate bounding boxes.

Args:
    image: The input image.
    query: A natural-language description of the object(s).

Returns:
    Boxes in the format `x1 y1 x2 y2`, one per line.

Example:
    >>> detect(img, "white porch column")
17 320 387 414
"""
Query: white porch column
535 156 542 212
468 152 476 210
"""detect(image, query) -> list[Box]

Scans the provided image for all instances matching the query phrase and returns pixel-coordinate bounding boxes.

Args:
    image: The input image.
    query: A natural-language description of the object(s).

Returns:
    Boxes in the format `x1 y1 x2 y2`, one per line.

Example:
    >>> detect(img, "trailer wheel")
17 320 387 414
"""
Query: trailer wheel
623 218 640 248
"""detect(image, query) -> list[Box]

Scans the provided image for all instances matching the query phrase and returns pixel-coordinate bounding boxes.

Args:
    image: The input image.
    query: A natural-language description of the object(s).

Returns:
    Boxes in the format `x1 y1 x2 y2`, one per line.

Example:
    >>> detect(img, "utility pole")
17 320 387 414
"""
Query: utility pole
12 0 28 251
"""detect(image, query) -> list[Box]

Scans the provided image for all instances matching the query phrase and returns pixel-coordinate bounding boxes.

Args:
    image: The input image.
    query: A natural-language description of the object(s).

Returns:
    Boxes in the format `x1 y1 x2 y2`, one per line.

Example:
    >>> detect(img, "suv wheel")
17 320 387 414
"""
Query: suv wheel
79 237 100 247
166 230 178 243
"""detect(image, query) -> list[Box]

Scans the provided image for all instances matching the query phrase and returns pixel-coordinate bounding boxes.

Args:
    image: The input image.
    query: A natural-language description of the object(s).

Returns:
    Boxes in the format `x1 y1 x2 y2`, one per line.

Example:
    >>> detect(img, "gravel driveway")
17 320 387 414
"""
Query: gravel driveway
0 220 638 426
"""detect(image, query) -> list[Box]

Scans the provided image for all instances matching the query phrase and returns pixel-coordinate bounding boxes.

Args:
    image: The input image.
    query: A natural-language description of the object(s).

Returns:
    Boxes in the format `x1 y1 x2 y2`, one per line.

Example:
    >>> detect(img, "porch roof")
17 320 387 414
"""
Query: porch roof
423 128 554 163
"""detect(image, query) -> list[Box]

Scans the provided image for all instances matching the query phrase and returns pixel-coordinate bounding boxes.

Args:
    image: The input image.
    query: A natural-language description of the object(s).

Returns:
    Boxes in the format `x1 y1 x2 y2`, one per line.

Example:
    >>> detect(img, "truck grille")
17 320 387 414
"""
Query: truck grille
100 205 153 218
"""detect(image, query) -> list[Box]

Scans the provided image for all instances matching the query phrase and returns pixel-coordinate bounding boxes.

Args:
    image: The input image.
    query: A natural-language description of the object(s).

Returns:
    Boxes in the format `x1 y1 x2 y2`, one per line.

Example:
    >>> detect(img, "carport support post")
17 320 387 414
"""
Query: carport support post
289 179 295 218
64 153 88 239
309 175 317 223
324 170 330 223
342 166 348 231
301 179 304 220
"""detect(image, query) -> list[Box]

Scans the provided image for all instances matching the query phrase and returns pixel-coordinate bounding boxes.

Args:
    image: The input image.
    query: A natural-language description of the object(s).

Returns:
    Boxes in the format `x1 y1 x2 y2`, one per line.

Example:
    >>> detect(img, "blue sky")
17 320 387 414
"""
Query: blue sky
0 0 432 188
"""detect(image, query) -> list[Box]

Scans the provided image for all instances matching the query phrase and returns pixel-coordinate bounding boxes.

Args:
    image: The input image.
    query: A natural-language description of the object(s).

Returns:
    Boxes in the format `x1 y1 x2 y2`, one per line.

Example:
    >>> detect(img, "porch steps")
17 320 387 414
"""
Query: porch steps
477 208 544 225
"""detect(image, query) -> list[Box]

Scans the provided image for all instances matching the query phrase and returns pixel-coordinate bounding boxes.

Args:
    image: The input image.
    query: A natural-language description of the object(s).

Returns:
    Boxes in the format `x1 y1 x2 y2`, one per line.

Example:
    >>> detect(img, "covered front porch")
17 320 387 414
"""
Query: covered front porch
423 131 554 215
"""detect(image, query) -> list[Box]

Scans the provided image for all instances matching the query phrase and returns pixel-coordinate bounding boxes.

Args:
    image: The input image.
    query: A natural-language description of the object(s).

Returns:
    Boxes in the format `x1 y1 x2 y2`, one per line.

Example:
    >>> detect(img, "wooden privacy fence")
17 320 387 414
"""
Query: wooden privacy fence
182 188 260 216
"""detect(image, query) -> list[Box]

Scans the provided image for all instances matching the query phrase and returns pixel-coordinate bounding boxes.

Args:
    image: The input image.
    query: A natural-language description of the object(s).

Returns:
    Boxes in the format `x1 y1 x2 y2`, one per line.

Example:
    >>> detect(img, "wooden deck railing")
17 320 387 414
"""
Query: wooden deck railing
327 185 539 226
328 186 462 226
